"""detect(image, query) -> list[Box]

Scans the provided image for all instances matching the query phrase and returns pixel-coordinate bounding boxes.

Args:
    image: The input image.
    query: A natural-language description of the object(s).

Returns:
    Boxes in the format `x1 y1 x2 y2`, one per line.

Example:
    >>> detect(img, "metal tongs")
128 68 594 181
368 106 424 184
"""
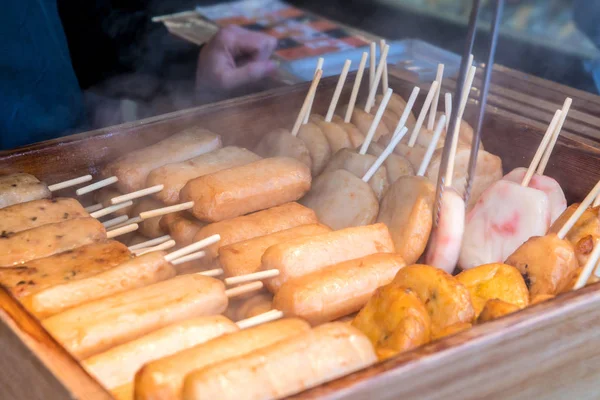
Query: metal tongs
433 0 505 225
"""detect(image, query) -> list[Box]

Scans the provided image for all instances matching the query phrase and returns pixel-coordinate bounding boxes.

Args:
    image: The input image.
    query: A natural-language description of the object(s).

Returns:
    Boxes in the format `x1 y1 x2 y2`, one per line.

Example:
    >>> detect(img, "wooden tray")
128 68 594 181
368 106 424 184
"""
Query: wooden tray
1 72 600 400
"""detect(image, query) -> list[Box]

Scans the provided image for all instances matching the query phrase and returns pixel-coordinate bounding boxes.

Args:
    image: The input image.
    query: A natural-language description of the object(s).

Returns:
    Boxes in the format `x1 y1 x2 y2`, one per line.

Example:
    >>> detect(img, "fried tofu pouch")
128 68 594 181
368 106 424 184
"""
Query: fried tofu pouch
352 283 431 360
476 299 520 323
549 204 600 266
456 263 529 318
393 265 475 335
505 233 579 297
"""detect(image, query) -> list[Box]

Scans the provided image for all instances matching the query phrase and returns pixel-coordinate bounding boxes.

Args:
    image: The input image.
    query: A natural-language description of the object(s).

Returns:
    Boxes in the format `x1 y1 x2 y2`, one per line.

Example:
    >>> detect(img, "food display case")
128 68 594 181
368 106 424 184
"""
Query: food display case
2 62 600 399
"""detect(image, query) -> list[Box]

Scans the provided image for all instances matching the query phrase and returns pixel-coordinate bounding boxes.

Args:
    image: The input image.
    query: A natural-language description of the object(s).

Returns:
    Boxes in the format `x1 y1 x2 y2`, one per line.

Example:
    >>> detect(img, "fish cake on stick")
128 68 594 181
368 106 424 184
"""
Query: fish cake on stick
134 318 310 400
300 169 379 230
332 115 365 147
131 198 166 239
181 323 376 400
147 146 261 205
180 157 311 222
42 275 260 359
366 142 414 183
253 129 312 170
219 223 332 278
94 188 133 217
82 315 238 392
0 217 107 267
549 203 600 266
102 127 222 193
297 122 331 176
0 198 88 233
159 212 204 247
0 240 131 298
261 223 395 292
273 253 406 325
192 202 318 260
0 173 52 209
22 251 177 318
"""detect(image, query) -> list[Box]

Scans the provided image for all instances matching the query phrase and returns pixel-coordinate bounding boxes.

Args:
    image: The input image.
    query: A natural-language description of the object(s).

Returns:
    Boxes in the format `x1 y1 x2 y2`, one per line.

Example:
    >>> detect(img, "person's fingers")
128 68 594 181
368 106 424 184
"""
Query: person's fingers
219 26 278 61
218 60 277 90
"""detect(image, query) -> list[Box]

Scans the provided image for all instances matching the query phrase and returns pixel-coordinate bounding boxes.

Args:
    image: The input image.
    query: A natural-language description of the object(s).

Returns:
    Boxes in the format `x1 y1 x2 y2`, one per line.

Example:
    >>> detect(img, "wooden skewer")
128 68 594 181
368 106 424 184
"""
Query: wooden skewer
171 251 207 266
132 240 177 256
139 201 194 220
363 127 409 183
573 239 600 290
48 175 92 192
128 235 172 250
109 216 142 231
291 69 324 137
344 52 368 123
380 39 389 94
110 185 164 205
407 81 440 147
76 176 118 196
359 88 393 155
164 234 220 262
417 115 447 176
106 223 139 239
444 65 476 185
391 86 420 139
236 309 284 330
101 215 129 229
594 193 600 208
521 110 562 187
198 268 224 277
303 58 324 124
444 93 452 131
85 203 103 213
557 179 600 240
369 42 376 92
324 60 352 122
224 281 264 299
537 97 572 175
225 269 280 286
364 44 390 113
427 64 445 131
90 201 133 219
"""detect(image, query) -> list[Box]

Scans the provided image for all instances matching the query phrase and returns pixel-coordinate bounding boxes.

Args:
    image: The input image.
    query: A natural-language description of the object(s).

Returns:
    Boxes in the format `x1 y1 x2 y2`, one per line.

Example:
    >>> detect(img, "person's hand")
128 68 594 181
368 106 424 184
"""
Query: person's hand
196 26 278 92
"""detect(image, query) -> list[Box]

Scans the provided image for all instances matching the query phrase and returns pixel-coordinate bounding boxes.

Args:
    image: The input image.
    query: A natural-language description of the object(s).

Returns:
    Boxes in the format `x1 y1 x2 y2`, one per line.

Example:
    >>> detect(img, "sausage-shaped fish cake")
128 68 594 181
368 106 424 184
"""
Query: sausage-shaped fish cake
180 157 311 222
103 128 222 193
0 173 51 209
147 146 261 205
0 198 88 233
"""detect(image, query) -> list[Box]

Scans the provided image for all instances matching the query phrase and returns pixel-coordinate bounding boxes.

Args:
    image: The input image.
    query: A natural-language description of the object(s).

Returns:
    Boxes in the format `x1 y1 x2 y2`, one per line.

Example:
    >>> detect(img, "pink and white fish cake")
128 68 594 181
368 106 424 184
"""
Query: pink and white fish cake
502 167 567 224
459 180 551 270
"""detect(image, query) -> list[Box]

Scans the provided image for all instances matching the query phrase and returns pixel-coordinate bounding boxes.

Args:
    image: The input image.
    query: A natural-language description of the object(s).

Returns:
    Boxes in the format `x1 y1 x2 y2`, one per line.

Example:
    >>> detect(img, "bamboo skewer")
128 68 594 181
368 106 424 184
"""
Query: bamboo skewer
48 175 93 192
417 115 447 176
171 251 207 266
391 87 420 139
364 44 390 113
76 177 118 196
369 42 376 92
444 93 452 131
224 281 264 298
128 235 172 250
407 81 440 147
85 203 103 213
557 180 600 240
236 309 284 329
303 58 324 124
90 201 134 219
197 268 224 277
164 234 220 263
359 88 393 155
109 216 142 231
291 69 324 137
427 64 445 131
139 202 194 220
110 185 164 205
101 215 129 229
344 52 368 123
106 223 139 239
521 110 562 187
363 127 409 183
132 240 177 256
537 97 572 175
224 269 280 286
380 39 389 94
325 60 352 122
